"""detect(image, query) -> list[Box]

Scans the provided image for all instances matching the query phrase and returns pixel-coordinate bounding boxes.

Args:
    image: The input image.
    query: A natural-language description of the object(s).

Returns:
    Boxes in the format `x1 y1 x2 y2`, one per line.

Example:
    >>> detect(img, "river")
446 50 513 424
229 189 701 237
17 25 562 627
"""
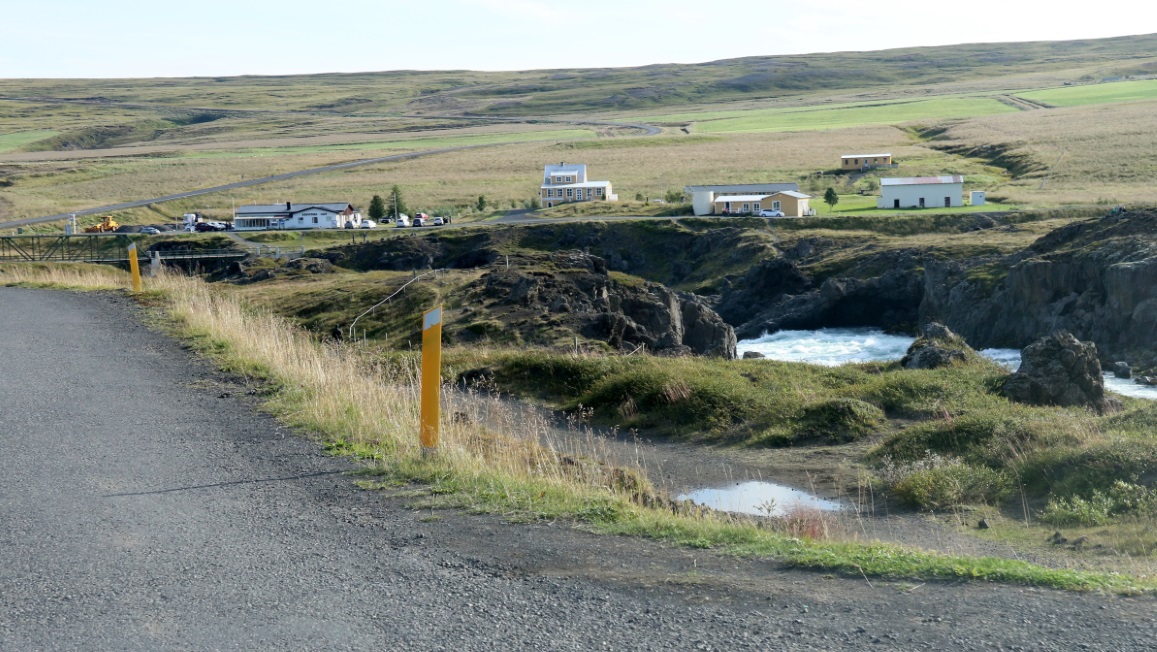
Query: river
737 328 1157 400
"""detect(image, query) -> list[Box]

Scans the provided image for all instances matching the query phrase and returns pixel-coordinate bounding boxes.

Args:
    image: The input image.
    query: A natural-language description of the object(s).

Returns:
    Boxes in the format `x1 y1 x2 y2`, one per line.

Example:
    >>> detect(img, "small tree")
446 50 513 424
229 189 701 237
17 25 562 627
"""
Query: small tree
664 188 685 204
823 187 840 214
388 185 408 218
368 194 386 221
476 195 488 212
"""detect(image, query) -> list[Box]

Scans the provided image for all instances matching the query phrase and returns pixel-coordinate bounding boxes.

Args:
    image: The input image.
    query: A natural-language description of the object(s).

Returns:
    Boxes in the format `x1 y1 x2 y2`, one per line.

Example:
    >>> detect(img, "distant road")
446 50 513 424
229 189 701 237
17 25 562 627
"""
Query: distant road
0 117 660 231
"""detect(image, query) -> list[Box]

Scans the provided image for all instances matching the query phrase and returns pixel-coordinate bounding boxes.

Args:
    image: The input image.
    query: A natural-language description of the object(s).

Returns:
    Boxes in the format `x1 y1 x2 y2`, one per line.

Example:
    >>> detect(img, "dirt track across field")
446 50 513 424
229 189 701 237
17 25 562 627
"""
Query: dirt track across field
1 287 1154 650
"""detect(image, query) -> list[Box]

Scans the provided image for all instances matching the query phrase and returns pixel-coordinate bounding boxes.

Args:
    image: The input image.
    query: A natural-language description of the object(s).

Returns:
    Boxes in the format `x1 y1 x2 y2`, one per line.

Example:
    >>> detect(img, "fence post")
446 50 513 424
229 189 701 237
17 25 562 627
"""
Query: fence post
127 242 142 292
420 305 443 455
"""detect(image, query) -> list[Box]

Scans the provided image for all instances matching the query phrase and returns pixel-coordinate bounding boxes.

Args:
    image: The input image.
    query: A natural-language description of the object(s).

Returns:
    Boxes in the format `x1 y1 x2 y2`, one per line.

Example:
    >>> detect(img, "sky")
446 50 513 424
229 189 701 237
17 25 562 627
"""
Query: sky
1 0 1154 78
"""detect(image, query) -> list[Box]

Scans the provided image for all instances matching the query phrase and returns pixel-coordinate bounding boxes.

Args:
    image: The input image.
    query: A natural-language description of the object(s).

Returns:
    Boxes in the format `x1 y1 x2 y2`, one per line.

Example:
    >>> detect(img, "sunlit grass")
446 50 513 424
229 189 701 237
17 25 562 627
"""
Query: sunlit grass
643 97 1018 134
1020 79 1157 107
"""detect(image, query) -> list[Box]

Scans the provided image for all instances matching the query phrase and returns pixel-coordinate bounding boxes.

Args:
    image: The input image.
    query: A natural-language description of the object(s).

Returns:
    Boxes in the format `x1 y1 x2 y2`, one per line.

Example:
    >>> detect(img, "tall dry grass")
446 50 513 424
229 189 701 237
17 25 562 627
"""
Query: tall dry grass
0 262 130 289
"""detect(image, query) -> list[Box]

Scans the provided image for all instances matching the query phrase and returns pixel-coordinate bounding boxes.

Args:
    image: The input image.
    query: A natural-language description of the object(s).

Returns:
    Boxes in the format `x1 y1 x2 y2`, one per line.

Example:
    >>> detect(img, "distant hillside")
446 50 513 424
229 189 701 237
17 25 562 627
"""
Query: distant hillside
1 34 1155 116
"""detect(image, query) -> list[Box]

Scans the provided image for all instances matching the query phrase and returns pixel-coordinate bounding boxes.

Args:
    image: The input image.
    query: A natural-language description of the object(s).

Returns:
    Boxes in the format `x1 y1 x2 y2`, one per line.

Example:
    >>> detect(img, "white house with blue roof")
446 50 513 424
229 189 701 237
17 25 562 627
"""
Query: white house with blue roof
539 163 617 207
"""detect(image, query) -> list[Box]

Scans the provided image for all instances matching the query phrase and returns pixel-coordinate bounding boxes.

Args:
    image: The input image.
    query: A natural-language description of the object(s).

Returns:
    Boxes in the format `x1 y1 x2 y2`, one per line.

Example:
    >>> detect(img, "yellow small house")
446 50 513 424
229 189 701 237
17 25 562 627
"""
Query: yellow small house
841 153 893 171
711 191 812 217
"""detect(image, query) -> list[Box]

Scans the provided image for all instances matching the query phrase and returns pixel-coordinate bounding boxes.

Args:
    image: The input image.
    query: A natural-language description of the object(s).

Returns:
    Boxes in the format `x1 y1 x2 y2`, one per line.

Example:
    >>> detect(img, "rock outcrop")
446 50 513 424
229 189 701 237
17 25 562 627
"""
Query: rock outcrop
921 210 1157 370
475 252 737 358
1002 332 1119 413
901 322 975 370
721 251 925 340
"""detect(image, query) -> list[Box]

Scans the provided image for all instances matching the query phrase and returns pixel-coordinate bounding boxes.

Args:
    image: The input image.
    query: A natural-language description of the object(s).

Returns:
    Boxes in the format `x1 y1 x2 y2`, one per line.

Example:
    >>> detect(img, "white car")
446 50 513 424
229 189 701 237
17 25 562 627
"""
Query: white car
758 209 786 217
395 215 410 227
412 216 426 227
432 216 444 226
360 219 377 229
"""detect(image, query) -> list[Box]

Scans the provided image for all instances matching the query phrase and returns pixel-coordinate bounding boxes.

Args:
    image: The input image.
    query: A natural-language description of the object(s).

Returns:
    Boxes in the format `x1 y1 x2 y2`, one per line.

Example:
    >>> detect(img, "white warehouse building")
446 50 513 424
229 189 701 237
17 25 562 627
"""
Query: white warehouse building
878 176 964 209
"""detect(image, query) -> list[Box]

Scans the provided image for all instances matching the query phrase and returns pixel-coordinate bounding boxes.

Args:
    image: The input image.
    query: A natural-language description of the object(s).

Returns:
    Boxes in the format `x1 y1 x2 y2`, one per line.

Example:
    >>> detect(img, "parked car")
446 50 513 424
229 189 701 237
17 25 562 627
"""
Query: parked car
758 209 785 217
395 215 410 227
360 219 377 229
439 215 452 225
414 212 429 221
194 222 227 232
432 216 444 226
139 226 161 235
412 216 427 227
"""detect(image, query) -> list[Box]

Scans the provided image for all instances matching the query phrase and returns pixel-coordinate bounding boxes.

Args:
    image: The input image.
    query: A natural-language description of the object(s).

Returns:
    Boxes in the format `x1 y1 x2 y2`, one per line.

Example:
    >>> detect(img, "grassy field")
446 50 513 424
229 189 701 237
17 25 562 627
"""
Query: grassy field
923 99 1157 206
0 130 59 153
643 96 1019 134
1020 79 1157 107
2 35 1156 229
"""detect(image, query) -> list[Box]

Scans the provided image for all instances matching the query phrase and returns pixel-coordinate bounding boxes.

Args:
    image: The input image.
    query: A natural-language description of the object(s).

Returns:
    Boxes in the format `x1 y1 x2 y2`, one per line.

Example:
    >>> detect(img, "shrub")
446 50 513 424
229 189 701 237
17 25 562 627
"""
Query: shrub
1040 481 1157 527
893 463 1012 509
795 398 885 443
882 453 1013 509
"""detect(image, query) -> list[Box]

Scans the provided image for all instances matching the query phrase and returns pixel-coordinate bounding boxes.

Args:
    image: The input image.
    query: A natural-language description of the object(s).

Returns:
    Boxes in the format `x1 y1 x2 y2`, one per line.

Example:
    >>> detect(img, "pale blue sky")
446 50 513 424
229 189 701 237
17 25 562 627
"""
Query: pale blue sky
1 0 1153 78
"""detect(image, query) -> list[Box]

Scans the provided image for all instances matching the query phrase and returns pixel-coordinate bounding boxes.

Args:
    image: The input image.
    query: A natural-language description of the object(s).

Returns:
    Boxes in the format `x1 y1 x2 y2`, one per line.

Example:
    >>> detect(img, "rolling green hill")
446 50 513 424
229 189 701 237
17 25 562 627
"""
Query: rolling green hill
2 34 1155 119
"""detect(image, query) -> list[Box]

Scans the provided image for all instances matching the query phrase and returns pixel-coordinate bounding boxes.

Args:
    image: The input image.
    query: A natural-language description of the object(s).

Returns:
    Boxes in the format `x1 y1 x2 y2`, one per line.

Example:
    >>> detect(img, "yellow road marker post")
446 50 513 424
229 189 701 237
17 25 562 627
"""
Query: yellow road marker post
420 305 443 455
127 241 142 293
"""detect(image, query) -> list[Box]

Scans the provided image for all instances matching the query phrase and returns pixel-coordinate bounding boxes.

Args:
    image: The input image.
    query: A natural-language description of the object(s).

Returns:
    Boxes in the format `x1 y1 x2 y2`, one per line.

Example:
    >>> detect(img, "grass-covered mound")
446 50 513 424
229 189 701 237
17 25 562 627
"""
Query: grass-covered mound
450 347 1157 524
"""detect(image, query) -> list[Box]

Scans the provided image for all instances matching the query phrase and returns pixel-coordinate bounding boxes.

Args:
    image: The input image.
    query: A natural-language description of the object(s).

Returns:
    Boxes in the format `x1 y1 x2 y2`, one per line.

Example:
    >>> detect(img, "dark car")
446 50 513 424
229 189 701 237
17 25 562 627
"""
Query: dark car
194 222 223 232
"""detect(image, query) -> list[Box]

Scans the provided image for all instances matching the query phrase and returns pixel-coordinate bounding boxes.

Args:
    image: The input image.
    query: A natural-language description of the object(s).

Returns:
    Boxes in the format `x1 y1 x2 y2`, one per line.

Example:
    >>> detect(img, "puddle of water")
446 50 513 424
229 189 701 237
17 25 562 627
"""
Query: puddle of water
677 481 843 517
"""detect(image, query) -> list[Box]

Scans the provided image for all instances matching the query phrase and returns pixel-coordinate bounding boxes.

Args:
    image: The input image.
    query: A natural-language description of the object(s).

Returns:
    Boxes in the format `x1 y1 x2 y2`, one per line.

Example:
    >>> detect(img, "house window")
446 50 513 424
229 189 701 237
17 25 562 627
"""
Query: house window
772 201 781 211
565 176 573 183
595 187 603 196
742 203 750 212
753 203 760 212
566 188 573 197
313 215 318 223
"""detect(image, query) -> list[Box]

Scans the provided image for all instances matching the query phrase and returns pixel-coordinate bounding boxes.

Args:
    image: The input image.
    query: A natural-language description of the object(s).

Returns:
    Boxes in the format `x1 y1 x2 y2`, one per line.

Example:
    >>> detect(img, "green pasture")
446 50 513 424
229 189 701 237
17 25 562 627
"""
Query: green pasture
642 97 1018 134
181 128 596 159
1018 79 1157 107
0 130 59 153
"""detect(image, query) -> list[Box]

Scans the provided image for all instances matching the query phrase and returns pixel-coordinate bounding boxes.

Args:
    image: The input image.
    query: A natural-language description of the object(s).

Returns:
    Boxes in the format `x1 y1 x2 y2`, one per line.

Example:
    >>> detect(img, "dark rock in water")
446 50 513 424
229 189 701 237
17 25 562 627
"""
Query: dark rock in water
901 322 975 370
1002 332 1120 413
1114 361 1132 379
742 351 766 359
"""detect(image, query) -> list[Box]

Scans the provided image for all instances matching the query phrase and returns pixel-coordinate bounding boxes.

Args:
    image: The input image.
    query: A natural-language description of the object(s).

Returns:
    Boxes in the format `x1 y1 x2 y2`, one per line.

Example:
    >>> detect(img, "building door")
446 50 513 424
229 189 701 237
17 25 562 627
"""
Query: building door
893 199 900 209
945 197 951 207
919 198 925 208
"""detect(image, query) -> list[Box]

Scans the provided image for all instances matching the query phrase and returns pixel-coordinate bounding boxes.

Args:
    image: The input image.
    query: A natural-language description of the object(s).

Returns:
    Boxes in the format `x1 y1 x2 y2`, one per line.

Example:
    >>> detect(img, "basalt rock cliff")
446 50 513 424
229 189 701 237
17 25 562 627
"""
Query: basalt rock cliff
921 210 1157 367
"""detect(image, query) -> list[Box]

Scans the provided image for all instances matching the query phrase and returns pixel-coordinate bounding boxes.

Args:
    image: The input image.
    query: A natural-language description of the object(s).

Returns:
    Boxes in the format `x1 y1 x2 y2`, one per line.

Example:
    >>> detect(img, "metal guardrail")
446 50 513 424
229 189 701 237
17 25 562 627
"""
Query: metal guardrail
0 235 305 264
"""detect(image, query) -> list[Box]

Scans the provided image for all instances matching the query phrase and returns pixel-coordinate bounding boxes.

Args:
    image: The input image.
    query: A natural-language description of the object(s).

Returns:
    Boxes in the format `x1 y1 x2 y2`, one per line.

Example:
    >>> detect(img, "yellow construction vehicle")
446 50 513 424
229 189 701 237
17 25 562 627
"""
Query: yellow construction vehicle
83 216 120 233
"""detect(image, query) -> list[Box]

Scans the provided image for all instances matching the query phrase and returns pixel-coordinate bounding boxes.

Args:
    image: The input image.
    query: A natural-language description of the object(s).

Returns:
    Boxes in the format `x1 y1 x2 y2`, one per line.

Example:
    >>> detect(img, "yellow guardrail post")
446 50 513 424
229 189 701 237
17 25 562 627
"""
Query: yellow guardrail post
420 305 443 455
127 241 142 292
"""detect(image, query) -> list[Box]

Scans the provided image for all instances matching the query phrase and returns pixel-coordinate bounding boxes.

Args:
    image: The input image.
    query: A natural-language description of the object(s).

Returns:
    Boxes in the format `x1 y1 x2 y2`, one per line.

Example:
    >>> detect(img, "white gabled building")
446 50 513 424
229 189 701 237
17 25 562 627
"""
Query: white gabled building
233 202 362 231
878 176 964 209
539 163 617 207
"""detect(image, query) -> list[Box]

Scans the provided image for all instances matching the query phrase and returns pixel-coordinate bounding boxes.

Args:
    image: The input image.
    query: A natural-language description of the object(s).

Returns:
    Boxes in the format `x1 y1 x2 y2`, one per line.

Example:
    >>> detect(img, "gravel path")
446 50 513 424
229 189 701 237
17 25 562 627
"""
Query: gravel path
1 287 1154 651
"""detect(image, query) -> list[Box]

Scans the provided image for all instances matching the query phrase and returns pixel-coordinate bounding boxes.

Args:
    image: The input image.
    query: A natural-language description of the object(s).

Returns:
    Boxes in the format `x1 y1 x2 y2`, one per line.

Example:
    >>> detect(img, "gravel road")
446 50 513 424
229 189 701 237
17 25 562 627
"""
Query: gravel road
1 287 1155 651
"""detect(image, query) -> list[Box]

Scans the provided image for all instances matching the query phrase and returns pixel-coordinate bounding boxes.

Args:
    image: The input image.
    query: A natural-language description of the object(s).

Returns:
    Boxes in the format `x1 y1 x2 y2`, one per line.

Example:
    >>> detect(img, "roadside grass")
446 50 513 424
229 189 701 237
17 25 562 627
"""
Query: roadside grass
7 264 1152 592
0 262 130 289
